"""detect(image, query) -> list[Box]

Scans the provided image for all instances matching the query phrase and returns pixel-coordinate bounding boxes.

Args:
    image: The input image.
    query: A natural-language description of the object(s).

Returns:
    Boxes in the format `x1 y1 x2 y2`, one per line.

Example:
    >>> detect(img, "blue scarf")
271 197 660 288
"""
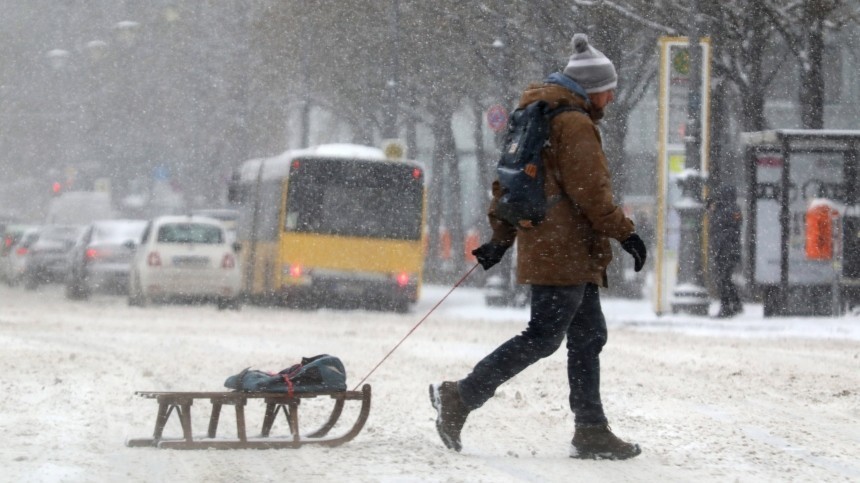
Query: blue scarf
544 72 591 106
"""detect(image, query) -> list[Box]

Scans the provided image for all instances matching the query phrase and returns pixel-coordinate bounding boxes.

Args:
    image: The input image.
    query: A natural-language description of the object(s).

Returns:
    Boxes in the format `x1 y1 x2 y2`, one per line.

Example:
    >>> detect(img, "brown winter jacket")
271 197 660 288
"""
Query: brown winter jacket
488 82 635 287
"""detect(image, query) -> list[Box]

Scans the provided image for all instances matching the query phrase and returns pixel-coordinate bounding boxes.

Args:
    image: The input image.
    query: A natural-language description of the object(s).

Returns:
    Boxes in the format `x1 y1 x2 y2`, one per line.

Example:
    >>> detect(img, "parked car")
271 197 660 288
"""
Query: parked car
2 227 40 286
65 219 147 299
1 224 37 283
23 225 83 289
128 215 241 309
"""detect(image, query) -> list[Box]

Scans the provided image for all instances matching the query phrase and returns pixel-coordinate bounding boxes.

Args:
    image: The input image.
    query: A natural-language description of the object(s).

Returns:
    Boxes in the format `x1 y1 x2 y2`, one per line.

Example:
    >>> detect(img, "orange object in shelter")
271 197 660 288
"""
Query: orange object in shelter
805 200 840 260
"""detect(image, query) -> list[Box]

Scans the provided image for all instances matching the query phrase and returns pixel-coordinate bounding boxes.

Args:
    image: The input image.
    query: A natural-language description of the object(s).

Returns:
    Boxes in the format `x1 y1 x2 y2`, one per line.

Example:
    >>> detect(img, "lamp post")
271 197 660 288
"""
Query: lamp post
671 0 709 315
382 0 400 140
45 48 73 187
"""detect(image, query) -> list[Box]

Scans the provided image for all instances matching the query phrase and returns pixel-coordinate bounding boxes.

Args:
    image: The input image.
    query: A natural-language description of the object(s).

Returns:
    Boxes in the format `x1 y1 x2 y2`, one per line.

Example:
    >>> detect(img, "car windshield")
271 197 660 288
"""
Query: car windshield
92 221 147 244
18 232 39 249
39 226 80 243
157 223 222 244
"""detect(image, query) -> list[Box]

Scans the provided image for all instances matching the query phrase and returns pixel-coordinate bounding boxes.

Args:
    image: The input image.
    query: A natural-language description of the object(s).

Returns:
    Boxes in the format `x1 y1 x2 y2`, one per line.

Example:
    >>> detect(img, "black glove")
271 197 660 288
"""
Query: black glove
471 242 509 270
621 233 647 272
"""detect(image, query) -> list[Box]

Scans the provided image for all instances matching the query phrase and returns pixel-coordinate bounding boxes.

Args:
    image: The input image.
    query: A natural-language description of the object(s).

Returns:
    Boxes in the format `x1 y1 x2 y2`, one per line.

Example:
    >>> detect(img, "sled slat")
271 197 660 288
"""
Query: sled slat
128 385 371 450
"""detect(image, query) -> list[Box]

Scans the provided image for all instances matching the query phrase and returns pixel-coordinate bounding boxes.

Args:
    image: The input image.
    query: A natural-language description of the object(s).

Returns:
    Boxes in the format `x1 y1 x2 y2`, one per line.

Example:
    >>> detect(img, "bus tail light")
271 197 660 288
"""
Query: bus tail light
15 247 28 256
289 264 303 278
282 264 303 278
395 272 411 287
221 253 235 269
147 251 162 267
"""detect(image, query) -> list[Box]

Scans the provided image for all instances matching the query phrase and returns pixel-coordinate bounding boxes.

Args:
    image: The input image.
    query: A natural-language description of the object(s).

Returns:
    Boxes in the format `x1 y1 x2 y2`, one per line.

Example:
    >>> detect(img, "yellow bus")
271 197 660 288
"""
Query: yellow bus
228 144 426 312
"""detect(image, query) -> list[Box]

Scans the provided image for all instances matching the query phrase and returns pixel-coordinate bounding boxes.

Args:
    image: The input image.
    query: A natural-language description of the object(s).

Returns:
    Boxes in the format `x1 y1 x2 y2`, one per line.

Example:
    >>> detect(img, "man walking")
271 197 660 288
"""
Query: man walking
430 34 646 460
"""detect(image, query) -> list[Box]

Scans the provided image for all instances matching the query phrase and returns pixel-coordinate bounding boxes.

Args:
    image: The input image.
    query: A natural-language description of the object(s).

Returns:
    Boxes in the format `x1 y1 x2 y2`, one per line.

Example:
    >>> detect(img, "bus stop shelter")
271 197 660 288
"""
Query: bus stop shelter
741 130 860 316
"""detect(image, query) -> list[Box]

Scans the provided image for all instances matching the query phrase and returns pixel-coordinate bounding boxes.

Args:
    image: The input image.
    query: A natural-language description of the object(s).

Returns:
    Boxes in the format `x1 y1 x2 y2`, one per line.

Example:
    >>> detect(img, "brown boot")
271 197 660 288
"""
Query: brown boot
571 425 641 460
429 381 470 452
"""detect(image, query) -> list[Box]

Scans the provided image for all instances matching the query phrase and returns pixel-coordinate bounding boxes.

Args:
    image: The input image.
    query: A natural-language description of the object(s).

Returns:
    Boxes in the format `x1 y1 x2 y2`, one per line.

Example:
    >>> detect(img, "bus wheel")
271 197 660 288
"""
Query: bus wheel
216 297 230 310
389 297 410 313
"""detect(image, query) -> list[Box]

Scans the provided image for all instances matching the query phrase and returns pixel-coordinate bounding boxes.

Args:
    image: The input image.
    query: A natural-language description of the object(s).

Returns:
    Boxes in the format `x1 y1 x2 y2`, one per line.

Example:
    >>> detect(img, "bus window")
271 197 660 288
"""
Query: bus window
257 181 282 241
285 158 423 240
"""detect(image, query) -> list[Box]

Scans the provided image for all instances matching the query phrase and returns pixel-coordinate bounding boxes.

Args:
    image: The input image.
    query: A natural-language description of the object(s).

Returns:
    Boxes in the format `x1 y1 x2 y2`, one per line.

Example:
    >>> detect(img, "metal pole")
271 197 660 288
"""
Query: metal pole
832 211 843 316
383 0 400 139
671 0 709 315
300 19 311 148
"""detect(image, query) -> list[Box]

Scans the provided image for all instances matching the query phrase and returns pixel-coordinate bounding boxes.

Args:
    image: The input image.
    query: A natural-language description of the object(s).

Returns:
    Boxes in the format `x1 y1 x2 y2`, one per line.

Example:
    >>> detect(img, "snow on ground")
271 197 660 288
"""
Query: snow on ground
0 282 858 482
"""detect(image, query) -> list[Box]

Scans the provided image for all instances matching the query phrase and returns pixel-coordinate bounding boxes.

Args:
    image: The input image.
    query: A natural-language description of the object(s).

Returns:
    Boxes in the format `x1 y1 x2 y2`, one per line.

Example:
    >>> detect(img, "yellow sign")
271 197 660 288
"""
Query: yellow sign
669 154 685 174
381 139 406 160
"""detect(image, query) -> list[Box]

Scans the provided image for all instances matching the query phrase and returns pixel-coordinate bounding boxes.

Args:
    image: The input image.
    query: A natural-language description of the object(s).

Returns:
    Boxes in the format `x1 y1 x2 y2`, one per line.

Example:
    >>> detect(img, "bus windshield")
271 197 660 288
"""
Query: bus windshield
285 158 423 240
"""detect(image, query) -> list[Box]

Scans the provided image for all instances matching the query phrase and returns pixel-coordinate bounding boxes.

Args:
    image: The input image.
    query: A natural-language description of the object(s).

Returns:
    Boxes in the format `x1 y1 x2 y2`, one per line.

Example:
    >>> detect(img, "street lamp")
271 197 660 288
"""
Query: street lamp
671 0 709 315
45 48 75 185
113 20 141 47
382 0 401 140
85 40 108 62
46 49 70 70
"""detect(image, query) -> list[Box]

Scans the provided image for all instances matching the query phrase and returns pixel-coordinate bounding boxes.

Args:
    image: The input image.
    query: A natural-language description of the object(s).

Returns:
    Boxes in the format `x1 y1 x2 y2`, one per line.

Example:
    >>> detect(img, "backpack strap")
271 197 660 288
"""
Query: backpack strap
547 105 586 118
544 105 587 213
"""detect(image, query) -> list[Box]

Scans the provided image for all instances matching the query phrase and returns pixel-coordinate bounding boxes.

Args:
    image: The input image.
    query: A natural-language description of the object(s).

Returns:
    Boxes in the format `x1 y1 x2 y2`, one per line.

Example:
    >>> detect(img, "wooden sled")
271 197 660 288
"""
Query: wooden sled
126 384 371 449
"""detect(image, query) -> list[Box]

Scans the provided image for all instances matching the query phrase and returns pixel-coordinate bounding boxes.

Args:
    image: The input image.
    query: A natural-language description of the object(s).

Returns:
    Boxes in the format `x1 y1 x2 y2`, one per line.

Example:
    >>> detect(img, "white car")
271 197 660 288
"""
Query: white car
128 215 241 310
2 227 40 286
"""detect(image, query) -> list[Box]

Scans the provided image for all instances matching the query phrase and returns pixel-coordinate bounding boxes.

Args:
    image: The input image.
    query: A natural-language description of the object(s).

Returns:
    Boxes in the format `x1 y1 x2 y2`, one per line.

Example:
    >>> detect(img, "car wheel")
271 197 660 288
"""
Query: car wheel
65 281 80 299
24 273 39 290
229 298 242 311
65 277 89 300
128 275 147 307
485 295 506 307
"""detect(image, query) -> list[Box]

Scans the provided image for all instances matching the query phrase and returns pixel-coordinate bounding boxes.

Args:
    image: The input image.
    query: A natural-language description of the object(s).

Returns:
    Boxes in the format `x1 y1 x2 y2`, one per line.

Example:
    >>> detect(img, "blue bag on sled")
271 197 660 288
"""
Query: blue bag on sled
224 354 347 394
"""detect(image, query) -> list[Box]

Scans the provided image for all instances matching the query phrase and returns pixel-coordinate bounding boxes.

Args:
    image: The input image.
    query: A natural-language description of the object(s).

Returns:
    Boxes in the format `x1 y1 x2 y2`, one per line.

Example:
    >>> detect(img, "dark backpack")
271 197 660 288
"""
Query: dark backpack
224 354 347 395
495 100 585 228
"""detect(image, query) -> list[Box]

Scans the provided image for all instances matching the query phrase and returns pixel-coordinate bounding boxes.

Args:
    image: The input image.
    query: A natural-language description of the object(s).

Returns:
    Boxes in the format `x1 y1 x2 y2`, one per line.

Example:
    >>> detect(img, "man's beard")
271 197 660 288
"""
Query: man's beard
590 107 605 124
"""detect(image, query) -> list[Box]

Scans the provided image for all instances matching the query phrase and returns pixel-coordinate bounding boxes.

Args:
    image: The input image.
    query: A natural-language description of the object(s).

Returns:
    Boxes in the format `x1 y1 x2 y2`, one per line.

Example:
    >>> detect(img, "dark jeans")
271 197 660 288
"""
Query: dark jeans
715 260 741 309
458 283 608 426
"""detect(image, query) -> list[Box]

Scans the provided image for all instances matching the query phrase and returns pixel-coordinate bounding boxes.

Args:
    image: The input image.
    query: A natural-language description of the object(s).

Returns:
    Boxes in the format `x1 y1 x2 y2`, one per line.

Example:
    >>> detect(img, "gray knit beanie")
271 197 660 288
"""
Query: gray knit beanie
563 34 617 93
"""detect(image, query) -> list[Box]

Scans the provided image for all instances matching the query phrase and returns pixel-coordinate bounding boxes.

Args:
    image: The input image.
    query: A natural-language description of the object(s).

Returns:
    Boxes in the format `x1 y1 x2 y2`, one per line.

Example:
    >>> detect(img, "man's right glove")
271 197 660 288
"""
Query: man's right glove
621 233 647 272
471 242 509 270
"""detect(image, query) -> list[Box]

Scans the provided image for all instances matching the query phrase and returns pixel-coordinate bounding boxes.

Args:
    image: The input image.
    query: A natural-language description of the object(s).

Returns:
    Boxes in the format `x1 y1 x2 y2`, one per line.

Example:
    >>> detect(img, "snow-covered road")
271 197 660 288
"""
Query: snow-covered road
1 283 858 482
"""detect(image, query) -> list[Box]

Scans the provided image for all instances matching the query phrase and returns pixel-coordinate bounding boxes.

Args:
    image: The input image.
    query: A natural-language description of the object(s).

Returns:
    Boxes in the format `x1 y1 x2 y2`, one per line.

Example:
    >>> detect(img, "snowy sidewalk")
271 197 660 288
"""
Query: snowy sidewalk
419 285 860 341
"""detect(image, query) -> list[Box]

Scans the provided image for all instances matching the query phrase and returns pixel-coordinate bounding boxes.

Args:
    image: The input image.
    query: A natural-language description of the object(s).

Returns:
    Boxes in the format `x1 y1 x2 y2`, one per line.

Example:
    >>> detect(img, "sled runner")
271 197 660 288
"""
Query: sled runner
126 384 371 449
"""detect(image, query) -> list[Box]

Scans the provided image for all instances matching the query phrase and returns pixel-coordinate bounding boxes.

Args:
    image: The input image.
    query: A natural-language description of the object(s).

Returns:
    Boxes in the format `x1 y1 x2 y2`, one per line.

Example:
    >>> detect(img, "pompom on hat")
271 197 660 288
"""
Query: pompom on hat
563 34 617 94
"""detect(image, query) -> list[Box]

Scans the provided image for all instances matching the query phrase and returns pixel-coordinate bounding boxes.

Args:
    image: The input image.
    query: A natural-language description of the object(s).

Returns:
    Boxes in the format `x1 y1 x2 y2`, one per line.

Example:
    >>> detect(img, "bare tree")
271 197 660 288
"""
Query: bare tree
762 0 860 129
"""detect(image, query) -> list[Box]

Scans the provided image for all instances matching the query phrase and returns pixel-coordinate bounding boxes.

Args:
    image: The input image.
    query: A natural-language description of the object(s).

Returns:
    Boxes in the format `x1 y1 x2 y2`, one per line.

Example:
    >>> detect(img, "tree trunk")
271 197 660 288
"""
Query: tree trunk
439 110 466 277
741 21 769 133
708 75 734 188
741 88 767 133
799 0 826 129
425 105 464 283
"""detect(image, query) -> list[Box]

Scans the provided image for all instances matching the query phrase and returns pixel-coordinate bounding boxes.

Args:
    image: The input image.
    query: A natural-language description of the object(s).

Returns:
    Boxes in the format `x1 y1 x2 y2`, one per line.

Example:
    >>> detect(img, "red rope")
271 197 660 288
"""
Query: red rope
280 364 301 397
352 263 480 390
